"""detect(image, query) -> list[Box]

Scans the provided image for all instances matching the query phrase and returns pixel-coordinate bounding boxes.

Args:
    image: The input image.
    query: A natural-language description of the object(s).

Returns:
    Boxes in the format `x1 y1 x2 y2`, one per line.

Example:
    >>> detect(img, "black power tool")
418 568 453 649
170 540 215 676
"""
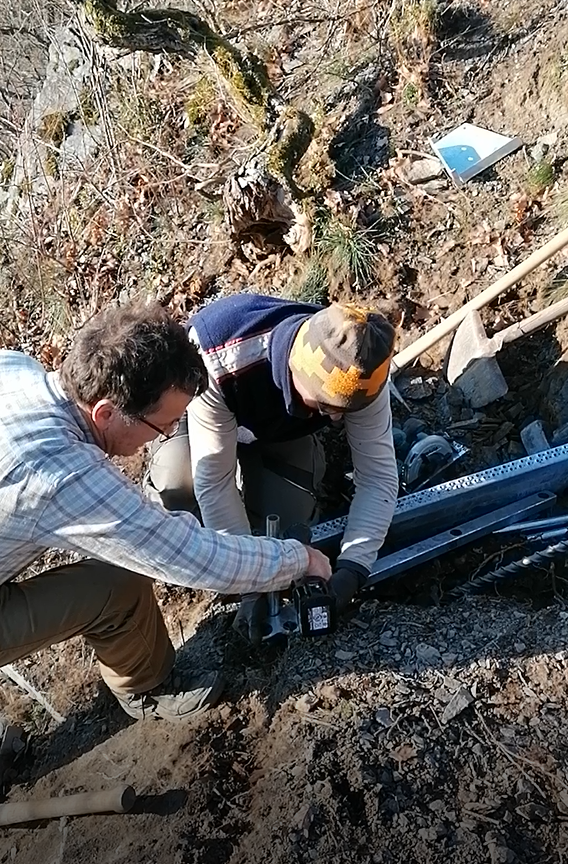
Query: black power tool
293 578 337 637
263 514 337 640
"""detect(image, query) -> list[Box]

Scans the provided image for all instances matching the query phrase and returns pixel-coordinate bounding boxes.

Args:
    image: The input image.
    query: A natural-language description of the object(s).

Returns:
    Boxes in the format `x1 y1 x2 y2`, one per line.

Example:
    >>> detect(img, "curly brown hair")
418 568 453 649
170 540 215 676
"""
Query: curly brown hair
60 303 207 417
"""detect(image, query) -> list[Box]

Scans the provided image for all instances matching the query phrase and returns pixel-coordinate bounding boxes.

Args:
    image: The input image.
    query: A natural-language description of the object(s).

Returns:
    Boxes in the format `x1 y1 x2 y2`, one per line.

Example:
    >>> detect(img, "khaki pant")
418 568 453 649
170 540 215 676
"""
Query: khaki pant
0 560 174 696
145 416 326 533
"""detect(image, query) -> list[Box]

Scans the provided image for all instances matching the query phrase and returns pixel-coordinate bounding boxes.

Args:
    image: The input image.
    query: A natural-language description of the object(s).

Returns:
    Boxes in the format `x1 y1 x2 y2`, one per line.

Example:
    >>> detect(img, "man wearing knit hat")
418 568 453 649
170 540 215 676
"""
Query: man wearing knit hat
146 294 398 642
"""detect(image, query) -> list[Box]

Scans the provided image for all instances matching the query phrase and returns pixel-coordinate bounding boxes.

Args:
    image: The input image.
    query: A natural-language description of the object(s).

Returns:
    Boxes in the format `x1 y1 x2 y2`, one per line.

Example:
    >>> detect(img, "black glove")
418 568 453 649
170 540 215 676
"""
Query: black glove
330 561 369 615
232 593 269 647
282 522 312 545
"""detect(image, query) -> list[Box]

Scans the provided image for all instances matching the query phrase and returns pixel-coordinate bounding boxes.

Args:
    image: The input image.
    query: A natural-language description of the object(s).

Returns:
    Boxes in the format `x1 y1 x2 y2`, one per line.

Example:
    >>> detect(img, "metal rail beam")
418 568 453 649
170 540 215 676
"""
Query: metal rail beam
312 444 568 551
364 492 556 586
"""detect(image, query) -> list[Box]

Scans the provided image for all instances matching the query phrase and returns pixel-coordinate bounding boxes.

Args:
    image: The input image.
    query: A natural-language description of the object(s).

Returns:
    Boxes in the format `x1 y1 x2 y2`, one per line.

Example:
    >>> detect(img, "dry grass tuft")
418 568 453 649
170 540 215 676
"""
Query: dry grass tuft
390 0 438 102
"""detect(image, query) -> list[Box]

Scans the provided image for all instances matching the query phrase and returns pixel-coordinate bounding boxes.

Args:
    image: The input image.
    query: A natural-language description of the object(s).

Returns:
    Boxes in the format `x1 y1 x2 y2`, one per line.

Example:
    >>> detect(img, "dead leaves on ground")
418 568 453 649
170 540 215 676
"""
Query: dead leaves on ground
389 743 418 765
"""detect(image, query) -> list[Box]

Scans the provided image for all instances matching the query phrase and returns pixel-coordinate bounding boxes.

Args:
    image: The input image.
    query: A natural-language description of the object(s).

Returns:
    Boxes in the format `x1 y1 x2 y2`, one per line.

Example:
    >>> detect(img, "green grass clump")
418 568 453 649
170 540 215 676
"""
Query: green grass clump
318 218 377 291
185 77 217 128
391 0 438 43
38 111 68 146
527 160 554 194
286 258 330 304
402 81 420 107
79 87 100 125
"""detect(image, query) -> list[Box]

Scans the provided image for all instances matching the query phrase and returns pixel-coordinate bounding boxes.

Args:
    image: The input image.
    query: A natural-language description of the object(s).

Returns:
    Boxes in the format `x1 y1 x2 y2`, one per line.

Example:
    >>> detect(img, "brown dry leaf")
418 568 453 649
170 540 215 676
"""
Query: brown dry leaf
524 744 558 770
82 207 110 247
134 172 153 208
508 231 526 249
557 789 568 815
230 258 251 280
389 743 417 763
324 189 347 215
510 191 531 224
301 805 315 836
374 73 391 96
413 304 433 322
294 802 315 834
60 240 78 271
492 311 513 331
39 335 64 369
436 239 456 259
387 153 413 184
459 276 477 290
249 767 266 784
317 683 341 703
469 221 493 245
294 692 319 713
231 761 248 779
114 197 133 231
210 101 238 150
169 289 193 318
265 47 285 85
491 239 509 269
283 206 312 255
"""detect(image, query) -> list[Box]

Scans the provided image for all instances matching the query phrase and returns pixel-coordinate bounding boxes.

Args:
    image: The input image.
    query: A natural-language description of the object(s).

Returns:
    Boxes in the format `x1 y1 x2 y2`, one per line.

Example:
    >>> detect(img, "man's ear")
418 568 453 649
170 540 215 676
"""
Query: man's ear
90 399 118 432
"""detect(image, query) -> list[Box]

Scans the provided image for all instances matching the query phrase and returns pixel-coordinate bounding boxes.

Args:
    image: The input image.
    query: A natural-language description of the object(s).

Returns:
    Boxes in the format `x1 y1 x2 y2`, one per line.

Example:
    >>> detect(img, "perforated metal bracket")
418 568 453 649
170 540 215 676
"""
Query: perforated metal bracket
312 444 568 550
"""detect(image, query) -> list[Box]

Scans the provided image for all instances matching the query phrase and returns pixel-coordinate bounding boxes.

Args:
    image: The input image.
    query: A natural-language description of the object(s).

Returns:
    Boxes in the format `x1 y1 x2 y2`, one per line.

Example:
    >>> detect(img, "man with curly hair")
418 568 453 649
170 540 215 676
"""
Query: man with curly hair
0 302 330 722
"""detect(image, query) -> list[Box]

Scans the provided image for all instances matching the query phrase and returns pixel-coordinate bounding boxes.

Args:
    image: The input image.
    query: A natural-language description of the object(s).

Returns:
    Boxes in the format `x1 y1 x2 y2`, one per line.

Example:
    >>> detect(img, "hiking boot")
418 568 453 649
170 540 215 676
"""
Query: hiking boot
330 566 368 615
232 593 269 647
112 668 225 722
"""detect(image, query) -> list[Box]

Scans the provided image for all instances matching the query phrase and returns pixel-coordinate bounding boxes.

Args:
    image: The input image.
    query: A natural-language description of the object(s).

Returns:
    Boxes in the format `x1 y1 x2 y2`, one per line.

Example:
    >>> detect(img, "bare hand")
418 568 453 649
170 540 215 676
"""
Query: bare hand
304 546 332 581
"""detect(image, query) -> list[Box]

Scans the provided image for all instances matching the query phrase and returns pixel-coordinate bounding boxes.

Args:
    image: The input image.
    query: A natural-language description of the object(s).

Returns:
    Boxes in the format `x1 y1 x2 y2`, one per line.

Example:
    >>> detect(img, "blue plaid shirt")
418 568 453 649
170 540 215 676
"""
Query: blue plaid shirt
0 351 308 592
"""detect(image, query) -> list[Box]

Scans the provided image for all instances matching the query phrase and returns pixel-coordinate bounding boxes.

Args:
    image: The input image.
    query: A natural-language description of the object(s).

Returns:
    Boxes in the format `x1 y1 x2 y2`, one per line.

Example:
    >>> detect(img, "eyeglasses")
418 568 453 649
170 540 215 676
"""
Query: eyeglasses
315 402 356 417
137 416 181 441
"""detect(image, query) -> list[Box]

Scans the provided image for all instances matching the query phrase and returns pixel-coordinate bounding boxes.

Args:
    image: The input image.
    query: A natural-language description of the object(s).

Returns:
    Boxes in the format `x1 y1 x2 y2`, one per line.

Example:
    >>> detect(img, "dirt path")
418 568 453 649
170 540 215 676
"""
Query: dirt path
3 597 568 863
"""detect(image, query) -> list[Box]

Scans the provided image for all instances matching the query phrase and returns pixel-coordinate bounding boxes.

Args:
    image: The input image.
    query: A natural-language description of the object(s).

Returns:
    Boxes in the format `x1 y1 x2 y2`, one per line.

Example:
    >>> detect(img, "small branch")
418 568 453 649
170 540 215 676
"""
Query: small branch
473 707 567 798
1 664 66 725
0 116 21 136
114 123 201 180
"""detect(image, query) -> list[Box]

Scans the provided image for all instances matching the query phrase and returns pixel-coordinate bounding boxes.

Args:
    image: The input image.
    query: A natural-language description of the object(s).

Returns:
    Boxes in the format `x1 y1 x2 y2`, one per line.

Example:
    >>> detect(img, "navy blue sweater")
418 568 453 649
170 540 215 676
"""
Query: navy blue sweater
189 294 331 443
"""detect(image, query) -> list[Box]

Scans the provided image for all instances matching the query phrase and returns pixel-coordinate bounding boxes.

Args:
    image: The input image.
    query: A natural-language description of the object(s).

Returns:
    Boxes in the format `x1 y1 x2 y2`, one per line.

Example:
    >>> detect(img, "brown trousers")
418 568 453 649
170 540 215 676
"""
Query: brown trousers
0 560 174 695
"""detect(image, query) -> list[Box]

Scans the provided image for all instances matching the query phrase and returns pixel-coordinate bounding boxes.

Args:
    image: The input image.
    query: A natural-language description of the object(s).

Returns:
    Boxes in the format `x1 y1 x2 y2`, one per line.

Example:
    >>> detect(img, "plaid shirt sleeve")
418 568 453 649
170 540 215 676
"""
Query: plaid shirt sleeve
34 453 309 594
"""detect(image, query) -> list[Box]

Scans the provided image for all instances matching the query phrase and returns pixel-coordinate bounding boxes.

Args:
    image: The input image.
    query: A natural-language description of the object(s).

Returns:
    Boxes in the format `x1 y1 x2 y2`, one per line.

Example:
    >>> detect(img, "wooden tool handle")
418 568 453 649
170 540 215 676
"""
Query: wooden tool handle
495 296 568 345
0 784 136 827
391 226 568 373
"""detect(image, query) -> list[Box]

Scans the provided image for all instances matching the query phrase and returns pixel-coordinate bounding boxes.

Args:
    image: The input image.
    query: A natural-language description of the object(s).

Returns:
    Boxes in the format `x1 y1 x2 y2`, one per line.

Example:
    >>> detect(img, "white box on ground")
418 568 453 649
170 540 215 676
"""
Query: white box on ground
430 123 522 186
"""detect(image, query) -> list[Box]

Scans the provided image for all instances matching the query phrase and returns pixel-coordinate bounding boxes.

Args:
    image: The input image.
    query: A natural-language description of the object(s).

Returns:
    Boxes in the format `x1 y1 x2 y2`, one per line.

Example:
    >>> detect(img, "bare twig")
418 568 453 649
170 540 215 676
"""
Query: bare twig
1 664 66 724
473 707 568 797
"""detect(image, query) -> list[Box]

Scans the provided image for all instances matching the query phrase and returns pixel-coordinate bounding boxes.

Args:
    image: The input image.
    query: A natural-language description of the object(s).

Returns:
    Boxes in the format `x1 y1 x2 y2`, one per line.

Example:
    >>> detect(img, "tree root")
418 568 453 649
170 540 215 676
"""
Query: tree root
78 0 315 248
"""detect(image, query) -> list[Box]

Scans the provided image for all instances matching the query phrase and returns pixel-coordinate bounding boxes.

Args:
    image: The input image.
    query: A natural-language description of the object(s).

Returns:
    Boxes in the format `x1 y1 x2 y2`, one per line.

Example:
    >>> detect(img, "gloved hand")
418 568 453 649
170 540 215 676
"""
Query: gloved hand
232 592 269 647
330 561 369 615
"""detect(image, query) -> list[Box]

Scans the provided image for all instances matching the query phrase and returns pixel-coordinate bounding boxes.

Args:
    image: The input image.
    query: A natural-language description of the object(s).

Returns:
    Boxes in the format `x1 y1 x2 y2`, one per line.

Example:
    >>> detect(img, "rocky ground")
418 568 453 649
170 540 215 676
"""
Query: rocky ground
2 0 568 862
5 597 568 864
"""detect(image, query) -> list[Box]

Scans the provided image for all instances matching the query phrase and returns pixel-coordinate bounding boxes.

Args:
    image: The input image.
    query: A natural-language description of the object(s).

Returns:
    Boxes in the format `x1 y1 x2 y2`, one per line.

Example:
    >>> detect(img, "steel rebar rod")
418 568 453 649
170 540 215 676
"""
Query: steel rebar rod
455 536 568 596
